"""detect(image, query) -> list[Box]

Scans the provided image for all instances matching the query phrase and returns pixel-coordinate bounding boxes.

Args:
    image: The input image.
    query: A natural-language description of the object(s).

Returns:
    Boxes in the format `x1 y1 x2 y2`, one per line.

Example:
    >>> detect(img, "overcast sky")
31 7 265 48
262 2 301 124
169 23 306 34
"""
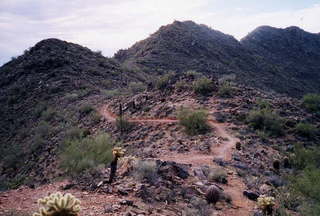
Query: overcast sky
0 0 320 65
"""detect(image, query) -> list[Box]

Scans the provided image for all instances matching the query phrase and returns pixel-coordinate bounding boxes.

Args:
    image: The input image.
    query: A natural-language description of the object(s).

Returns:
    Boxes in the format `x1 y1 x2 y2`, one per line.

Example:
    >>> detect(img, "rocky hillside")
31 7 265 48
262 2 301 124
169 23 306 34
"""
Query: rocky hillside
241 25 320 96
115 21 262 81
115 20 320 97
0 38 142 190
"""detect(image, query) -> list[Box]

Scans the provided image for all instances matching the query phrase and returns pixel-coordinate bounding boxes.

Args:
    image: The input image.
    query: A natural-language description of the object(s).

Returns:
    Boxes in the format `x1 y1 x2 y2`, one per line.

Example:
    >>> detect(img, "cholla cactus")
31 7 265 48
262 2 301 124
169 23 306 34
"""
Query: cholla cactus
112 147 125 158
108 147 126 183
33 192 81 216
257 195 275 215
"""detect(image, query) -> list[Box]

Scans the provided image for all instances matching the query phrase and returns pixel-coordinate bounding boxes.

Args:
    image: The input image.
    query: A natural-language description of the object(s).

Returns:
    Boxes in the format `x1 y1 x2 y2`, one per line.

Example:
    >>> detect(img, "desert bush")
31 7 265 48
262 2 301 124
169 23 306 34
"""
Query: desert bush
31 134 45 152
289 166 320 216
64 127 86 140
207 168 228 184
218 74 236 83
292 144 320 170
193 77 214 96
35 121 51 138
79 105 94 115
156 72 175 90
175 80 188 91
303 93 320 112
60 133 115 175
285 144 320 216
133 160 158 184
295 123 318 138
256 98 271 109
218 81 233 97
177 108 210 135
64 93 79 101
247 108 283 136
41 107 56 121
90 111 102 124
184 197 212 216
1 143 24 169
33 103 47 118
102 89 123 98
128 82 146 94
184 70 202 79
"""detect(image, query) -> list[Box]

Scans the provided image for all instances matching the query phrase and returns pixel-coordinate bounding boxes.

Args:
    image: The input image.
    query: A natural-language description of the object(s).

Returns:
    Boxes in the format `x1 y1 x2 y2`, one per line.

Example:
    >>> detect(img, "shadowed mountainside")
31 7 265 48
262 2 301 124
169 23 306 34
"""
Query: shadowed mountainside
115 20 320 97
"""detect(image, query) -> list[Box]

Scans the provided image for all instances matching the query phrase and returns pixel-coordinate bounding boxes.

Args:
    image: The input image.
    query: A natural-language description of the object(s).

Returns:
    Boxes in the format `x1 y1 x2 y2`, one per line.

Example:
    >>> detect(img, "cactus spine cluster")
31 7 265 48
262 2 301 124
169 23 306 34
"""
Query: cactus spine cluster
257 195 275 215
33 192 81 216
112 147 125 158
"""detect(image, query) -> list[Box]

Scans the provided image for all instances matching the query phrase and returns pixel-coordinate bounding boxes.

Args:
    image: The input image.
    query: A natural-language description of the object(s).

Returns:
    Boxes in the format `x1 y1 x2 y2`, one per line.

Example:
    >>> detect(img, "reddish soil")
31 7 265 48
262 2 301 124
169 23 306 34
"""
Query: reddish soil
0 105 255 216
99 105 255 216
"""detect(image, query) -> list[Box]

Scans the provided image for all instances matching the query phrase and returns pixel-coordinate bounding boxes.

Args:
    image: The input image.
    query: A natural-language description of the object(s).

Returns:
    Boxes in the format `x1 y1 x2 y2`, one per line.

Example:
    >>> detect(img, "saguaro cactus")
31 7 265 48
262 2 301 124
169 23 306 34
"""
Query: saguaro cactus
33 192 81 216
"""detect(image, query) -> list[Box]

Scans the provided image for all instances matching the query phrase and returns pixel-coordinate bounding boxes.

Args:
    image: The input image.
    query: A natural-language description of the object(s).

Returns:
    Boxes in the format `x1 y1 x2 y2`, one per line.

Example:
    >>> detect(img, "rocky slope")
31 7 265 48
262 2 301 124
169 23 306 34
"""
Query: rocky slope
241 25 320 96
115 20 320 97
0 38 140 190
1 20 320 216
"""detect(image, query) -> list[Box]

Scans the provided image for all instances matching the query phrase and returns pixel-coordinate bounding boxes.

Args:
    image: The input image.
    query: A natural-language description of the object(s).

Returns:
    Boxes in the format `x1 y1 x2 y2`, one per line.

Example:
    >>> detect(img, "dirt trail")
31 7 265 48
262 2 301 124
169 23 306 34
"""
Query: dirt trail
100 106 178 123
99 105 255 215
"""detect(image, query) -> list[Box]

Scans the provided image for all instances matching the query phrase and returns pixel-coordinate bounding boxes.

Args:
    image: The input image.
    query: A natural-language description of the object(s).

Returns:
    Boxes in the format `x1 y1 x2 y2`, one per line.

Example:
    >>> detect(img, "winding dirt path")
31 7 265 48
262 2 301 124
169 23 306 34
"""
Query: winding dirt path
99 105 255 215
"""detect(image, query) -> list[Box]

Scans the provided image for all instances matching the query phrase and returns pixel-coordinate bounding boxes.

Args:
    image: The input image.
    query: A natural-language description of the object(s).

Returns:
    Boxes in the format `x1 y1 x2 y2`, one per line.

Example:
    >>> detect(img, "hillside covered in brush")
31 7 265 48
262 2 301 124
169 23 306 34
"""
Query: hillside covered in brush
0 38 144 189
115 20 320 97
1 20 320 216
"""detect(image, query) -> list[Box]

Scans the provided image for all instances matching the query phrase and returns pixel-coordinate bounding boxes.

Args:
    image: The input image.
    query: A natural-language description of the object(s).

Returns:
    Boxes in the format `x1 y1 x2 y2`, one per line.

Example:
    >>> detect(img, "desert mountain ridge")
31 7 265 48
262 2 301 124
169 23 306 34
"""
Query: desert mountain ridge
0 20 320 216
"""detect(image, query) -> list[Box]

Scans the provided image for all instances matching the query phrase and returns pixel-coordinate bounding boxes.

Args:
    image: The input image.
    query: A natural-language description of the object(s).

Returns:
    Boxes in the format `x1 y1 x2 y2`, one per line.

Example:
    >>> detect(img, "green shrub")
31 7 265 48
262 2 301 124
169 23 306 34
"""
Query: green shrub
90 111 102 124
35 121 51 137
193 77 214 96
295 123 318 138
256 98 271 109
175 80 188 91
303 94 320 112
60 133 115 175
33 103 47 118
133 160 158 184
64 127 85 140
290 166 320 216
207 168 227 183
178 108 210 135
184 70 202 79
218 81 233 98
247 108 283 136
102 89 126 98
64 93 79 101
156 73 175 90
285 144 320 215
79 105 94 115
101 80 113 88
1 143 24 169
128 82 146 94
41 107 56 121
292 144 320 170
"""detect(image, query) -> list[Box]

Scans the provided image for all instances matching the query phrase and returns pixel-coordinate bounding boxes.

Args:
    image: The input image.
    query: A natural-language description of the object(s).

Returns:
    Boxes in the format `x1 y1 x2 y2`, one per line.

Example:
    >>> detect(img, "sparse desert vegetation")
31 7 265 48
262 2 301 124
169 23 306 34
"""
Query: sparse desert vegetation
1 17 320 216
177 108 210 135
